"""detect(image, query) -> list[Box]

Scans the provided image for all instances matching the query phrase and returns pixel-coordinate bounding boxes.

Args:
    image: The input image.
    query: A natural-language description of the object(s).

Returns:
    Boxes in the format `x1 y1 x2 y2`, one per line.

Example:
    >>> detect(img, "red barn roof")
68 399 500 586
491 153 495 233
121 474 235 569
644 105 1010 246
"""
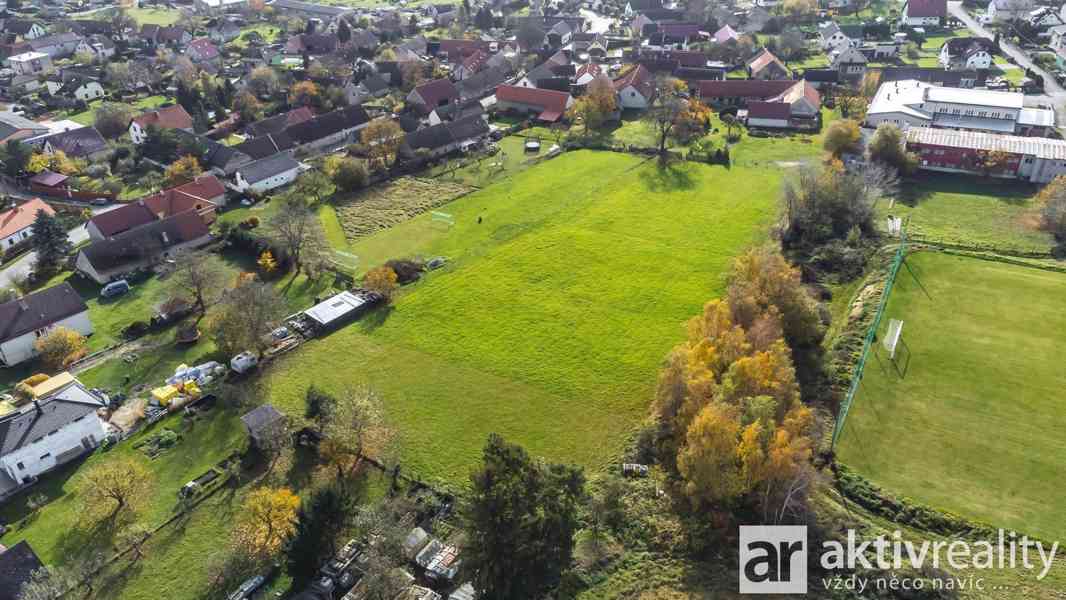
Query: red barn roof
495 84 572 121
132 104 193 131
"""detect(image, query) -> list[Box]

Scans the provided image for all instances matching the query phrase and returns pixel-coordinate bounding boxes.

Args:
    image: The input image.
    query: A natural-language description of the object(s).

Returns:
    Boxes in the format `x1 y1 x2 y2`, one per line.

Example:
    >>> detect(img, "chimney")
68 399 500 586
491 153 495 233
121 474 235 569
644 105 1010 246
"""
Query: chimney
18 299 28 311
161 231 169 244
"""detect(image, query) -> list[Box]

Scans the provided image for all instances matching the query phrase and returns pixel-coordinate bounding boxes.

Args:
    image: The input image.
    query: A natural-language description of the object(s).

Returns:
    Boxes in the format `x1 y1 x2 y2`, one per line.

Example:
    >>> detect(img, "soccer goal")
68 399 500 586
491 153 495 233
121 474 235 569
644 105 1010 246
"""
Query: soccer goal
882 318 910 376
431 211 455 229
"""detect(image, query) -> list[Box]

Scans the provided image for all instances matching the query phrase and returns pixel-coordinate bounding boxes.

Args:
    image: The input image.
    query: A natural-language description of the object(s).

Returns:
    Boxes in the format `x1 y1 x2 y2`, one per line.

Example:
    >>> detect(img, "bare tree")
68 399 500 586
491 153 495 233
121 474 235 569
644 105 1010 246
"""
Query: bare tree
169 250 229 326
270 198 322 278
319 387 393 481
641 76 688 160
209 280 288 357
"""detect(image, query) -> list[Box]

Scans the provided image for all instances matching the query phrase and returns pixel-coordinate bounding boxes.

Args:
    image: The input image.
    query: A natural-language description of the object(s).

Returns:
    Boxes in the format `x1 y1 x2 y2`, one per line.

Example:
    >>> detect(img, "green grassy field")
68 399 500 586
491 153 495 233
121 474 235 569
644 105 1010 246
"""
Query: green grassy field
881 175 1052 252
837 252 1066 543
69 95 172 126
261 150 781 485
128 7 182 25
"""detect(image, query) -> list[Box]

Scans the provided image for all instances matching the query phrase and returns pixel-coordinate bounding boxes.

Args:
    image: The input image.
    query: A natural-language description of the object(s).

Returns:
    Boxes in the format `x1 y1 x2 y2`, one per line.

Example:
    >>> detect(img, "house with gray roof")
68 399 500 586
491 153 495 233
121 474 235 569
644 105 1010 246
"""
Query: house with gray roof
234 152 302 193
0 541 43 600
0 283 93 368
0 373 107 499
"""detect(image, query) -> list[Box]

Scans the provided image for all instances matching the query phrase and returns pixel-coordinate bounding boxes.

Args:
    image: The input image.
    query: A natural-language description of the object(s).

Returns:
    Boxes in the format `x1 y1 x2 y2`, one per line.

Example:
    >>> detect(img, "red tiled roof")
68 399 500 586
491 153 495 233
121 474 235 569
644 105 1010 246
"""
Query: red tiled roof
697 79 794 99
439 39 493 60
411 78 460 107
495 84 572 120
186 37 219 60
905 0 947 18
89 175 224 237
462 49 489 73
747 101 792 119
747 48 787 75
613 64 655 100
0 198 53 239
132 104 193 131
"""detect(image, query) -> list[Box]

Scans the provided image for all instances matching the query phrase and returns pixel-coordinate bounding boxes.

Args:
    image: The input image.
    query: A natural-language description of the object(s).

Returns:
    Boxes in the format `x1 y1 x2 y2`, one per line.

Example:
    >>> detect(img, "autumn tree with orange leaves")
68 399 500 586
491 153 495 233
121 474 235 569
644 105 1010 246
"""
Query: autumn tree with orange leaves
652 247 822 523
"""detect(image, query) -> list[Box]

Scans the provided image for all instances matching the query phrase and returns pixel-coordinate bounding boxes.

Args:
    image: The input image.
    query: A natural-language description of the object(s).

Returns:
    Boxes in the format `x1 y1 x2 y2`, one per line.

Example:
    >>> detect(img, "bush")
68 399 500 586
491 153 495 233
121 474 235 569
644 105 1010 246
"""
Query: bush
384 258 425 284
123 320 151 339
809 240 869 281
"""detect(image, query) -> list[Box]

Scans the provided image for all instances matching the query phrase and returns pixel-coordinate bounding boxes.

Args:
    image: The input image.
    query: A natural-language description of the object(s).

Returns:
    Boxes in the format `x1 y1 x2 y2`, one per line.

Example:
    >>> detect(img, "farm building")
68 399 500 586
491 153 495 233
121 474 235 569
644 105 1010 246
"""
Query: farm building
240 404 287 448
866 79 1055 137
905 127 1066 183
698 80 821 129
302 290 380 330
494 85 574 122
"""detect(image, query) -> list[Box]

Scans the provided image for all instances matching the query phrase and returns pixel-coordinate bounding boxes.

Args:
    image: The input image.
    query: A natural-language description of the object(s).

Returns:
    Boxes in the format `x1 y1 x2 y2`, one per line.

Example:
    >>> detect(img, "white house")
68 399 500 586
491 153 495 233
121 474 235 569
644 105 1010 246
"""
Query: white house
45 78 105 102
128 104 194 145
0 198 54 252
939 38 994 70
899 0 947 27
76 35 117 61
613 64 655 110
0 373 107 497
5 51 53 76
819 22 860 51
987 0 1033 22
233 153 302 193
0 283 93 368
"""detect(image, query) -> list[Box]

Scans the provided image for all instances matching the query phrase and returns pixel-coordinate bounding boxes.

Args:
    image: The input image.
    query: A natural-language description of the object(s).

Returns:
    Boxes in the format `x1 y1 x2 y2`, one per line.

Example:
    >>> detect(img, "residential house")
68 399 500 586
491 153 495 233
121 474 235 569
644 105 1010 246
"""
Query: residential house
233 152 302 193
351 30 380 55
5 51 52 76
28 32 82 59
86 175 225 240
208 21 242 45
234 132 296 159
819 22 862 51
407 78 460 114
516 51 571 88
831 46 867 81
286 33 339 55
400 113 490 158
129 104 195 144
185 38 221 63
613 64 655 110
905 127 1066 182
0 541 44 599
244 107 315 138
625 0 664 18
139 24 192 48
174 130 255 175
1 19 47 41
194 0 249 13
698 79 822 126
987 0 1033 23
803 68 840 89
0 111 50 143
865 79 1054 137
453 50 490 81
456 64 513 101
37 127 108 160
878 66 980 88
75 34 116 61
346 73 390 105
0 374 106 504
0 198 53 252
0 286 93 367
75 212 213 284
746 48 789 80
713 24 740 44
939 37 994 70
427 4 458 26
900 0 947 26
45 75 105 103
284 104 371 152
427 100 484 126
574 63 604 87
495 84 574 122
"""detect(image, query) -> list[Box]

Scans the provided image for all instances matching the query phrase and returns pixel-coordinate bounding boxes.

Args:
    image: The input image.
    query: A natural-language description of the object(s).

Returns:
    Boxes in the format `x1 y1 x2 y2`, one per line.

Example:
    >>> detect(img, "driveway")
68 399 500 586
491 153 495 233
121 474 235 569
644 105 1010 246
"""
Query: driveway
580 8 614 34
0 203 116 291
949 1 1066 125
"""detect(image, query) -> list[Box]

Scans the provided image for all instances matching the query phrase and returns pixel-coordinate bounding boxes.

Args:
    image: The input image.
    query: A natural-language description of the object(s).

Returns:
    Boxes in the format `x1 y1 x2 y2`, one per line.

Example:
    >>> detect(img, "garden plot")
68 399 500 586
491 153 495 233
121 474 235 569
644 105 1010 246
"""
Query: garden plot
333 177 473 241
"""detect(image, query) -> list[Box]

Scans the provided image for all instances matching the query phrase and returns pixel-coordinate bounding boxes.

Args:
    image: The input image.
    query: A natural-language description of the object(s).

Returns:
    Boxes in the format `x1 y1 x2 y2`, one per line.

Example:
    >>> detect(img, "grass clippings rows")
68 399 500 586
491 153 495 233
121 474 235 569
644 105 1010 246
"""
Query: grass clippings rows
333 177 474 241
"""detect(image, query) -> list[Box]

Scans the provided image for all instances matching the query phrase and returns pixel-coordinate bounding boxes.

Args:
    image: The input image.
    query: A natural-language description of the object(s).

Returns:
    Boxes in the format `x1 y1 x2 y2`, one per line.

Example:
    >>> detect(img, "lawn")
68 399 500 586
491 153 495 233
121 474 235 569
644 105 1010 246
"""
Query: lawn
68 95 172 127
427 136 544 187
261 150 781 485
881 174 1052 253
128 7 182 25
232 22 282 48
836 252 1066 543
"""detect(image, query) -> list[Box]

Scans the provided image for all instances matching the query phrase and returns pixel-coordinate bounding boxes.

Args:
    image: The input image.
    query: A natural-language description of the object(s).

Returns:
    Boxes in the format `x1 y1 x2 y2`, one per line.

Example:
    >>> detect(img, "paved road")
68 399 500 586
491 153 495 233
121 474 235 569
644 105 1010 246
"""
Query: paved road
0 203 115 290
949 1 1066 126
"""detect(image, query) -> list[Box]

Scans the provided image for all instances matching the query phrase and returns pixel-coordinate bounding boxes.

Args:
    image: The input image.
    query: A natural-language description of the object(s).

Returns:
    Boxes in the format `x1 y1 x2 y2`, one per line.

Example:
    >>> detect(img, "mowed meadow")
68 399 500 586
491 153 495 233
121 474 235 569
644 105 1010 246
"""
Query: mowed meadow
838 252 1066 543
264 151 783 484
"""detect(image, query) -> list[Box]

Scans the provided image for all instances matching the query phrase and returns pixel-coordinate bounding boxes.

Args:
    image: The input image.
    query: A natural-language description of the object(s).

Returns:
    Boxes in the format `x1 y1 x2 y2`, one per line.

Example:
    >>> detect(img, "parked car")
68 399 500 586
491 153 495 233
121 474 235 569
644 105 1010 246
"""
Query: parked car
230 351 259 374
90 197 108 206
100 279 130 298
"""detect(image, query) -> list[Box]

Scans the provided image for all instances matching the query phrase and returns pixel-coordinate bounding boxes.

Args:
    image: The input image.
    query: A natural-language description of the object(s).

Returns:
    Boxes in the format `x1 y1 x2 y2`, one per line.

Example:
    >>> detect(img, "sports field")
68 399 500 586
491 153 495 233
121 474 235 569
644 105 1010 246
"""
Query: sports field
837 252 1066 542
264 151 781 484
